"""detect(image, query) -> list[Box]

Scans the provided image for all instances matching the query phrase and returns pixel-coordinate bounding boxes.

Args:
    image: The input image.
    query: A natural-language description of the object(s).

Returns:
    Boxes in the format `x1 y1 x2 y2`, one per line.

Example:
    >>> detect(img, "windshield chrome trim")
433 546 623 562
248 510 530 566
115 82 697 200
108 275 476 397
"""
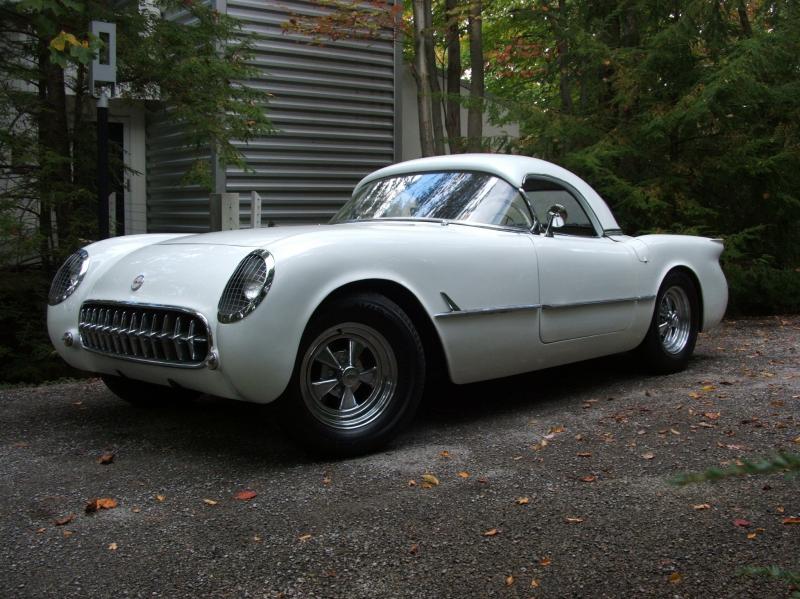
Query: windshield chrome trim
333 218 534 235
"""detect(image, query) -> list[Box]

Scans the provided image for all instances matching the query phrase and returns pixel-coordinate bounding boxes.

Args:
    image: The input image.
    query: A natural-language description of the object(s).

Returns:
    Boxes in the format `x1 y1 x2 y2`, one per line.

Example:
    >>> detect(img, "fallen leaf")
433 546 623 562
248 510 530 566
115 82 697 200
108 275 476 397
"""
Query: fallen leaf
670 428 681 435
688 392 700 399
564 516 584 524
421 473 440 487
548 425 566 434
439 450 450 459
783 517 800 525
776 506 785 514
483 528 499 537
97 452 115 465
668 572 682 584
641 452 655 460
701 385 715 392
409 543 419 555
531 579 540 588
54 514 75 526
457 471 470 479
793 436 800 445
579 475 597 483
515 497 530 505
703 412 721 420
322 471 332 485
36 527 46 534
155 494 166 502
576 452 592 457
531 439 549 451
234 490 257 501
253 535 262 542
693 503 711 510
203 499 218 506
512 455 523 461
85 497 118 513
698 422 715 428
62 530 74 538
131 507 141 513
298 533 313 542
477 477 489 484
505 575 514 586
574 434 584 441
539 557 552 567
108 542 118 551
733 518 751 528
407 479 417 487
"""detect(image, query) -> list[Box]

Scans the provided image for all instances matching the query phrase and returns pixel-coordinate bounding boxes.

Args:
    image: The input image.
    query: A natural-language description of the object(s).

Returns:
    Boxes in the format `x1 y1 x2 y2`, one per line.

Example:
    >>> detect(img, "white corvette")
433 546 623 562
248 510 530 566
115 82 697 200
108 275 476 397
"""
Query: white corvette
47 154 727 454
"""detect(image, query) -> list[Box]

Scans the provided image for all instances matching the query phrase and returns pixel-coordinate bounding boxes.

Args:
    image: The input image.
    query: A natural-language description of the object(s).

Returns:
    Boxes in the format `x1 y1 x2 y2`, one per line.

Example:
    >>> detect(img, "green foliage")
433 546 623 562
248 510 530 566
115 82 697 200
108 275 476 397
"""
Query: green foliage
672 451 800 485
740 565 800 598
484 0 800 314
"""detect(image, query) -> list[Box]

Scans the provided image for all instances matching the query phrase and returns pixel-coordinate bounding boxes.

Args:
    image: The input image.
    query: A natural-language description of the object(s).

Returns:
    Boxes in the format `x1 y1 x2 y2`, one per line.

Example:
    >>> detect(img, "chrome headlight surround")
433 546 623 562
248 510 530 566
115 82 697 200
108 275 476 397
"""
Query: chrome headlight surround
217 250 275 324
48 249 90 306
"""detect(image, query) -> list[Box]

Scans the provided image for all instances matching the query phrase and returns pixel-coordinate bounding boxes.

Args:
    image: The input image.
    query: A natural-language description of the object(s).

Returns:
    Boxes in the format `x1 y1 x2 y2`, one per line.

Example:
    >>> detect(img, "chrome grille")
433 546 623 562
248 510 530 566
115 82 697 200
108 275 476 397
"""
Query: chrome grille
79 302 210 368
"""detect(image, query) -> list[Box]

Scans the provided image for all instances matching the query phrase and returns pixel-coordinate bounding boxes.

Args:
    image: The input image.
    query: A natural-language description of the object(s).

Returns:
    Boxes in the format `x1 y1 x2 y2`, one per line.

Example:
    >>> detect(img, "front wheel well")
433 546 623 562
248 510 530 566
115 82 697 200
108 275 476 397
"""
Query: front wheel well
308 279 450 384
663 266 704 330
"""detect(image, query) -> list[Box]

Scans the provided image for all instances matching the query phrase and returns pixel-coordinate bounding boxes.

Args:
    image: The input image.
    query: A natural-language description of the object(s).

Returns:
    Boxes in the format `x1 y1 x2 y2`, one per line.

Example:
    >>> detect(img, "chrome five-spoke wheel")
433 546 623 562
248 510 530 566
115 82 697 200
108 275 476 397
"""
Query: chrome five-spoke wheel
658 286 692 355
300 323 398 430
280 292 426 455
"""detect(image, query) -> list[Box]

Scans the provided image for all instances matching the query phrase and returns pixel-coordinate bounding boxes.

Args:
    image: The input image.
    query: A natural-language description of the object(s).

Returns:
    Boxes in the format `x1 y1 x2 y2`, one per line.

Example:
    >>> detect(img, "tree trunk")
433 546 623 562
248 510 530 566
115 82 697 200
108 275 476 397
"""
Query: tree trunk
412 0 435 157
423 0 445 155
466 0 483 152
444 0 463 153
556 0 573 114
737 1 752 36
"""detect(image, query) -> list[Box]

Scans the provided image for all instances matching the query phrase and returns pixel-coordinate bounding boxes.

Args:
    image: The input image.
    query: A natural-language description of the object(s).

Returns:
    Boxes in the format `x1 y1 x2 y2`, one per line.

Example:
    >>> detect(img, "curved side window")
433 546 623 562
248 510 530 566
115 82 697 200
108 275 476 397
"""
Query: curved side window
522 177 598 237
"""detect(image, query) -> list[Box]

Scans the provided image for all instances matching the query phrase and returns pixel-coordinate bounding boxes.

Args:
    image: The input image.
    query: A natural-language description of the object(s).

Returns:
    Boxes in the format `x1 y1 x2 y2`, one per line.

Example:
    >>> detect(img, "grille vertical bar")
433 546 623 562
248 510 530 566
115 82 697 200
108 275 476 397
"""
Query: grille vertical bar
79 302 210 368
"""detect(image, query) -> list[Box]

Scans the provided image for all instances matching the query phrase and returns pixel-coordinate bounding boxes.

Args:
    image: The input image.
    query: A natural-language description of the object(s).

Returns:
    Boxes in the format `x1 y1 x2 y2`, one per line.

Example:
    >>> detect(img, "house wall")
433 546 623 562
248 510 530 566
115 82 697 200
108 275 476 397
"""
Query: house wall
223 0 399 226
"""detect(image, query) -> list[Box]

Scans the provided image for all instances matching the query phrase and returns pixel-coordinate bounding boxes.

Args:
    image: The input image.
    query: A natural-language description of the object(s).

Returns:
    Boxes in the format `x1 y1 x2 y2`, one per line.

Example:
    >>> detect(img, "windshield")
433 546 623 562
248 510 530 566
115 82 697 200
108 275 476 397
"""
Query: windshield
331 171 534 229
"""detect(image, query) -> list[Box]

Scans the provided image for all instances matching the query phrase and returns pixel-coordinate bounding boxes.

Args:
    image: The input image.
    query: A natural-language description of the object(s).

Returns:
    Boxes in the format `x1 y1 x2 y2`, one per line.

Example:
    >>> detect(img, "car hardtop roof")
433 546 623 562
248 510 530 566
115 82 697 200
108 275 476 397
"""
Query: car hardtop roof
353 153 621 233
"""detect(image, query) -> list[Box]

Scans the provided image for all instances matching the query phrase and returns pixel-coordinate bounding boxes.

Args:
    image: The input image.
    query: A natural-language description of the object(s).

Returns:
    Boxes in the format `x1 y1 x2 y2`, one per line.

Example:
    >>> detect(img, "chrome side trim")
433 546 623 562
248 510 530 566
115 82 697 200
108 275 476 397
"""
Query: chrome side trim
541 295 656 310
435 304 542 319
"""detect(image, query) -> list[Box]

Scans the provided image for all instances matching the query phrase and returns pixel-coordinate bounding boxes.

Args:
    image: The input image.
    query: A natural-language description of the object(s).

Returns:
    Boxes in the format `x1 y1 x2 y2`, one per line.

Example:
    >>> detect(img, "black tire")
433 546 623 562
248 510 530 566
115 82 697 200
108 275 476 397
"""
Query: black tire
278 292 426 456
101 374 200 407
636 270 700 374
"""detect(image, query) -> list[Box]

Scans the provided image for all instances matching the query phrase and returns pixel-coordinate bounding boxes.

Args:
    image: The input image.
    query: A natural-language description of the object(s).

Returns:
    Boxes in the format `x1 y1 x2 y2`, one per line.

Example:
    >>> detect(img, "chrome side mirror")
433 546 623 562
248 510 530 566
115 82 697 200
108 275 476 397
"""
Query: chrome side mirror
544 204 567 237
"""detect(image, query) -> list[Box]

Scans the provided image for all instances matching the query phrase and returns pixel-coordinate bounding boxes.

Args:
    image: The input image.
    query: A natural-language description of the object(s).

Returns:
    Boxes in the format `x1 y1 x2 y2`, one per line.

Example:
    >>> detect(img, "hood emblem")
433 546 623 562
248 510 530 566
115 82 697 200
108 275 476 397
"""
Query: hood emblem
131 274 145 291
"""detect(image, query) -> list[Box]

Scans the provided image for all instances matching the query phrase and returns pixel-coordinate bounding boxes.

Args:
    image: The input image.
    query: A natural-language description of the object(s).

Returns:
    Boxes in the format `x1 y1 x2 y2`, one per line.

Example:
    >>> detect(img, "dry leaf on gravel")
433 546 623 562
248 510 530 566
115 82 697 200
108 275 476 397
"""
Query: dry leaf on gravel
668 572 682 584
515 497 530 505
85 498 118 513
108 542 118 551
793 436 800 445
62 530 74 538
564 516 584 524
234 490 257 501
703 412 721 420
693 504 711 510
531 439 549 451
457 471 470 479
439 450 450 459
505 575 514 586
97 452 114 465
531 579 540 588
783 517 800 525
483 528 499 537
298 533 312 542
579 475 597 483
641 452 655 460
539 557 552 567
407 479 417 487
54 514 75 526
203 499 218 506
576 452 591 457
36 527 46 534
733 518 752 527
409 543 419 555
155 494 166 502
548 425 566 434
421 474 440 488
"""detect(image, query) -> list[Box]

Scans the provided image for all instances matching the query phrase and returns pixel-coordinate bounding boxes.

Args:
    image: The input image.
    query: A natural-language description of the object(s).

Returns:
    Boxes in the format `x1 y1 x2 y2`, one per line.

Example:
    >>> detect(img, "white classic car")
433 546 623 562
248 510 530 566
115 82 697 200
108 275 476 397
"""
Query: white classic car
47 154 727 454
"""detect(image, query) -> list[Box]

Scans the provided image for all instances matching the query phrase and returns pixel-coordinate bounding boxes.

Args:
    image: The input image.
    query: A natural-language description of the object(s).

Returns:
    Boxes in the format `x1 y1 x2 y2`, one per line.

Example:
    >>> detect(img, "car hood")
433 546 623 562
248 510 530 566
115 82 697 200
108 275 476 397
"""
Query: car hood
158 225 329 248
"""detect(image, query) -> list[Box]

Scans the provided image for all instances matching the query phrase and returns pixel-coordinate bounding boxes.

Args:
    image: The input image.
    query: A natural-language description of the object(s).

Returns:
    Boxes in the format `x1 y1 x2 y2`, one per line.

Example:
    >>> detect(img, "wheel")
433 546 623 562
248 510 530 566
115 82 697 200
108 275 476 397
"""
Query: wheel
101 374 200 407
279 292 426 456
636 270 700 374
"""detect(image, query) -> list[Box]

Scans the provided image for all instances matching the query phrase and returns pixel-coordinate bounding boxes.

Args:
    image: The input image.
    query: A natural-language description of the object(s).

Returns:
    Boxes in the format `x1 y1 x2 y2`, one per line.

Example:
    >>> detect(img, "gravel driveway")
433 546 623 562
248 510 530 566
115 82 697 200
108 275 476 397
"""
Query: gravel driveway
1 317 798 598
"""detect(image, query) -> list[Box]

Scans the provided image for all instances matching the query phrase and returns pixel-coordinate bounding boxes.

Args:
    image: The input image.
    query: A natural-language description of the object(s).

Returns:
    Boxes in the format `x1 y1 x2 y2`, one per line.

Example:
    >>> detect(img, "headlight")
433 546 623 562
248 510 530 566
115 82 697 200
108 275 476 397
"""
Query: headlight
217 250 275 323
48 249 89 305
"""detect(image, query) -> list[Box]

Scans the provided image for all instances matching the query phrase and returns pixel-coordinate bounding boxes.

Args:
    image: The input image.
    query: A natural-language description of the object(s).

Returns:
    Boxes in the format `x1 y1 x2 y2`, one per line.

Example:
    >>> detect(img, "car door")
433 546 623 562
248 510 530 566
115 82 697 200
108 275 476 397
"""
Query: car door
523 176 640 343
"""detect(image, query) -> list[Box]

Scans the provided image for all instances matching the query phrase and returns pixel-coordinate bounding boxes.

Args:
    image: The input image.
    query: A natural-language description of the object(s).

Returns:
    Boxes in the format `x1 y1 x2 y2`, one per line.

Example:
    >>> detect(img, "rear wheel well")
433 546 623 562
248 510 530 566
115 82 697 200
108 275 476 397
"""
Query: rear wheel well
309 280 450 384
665 266 704 330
